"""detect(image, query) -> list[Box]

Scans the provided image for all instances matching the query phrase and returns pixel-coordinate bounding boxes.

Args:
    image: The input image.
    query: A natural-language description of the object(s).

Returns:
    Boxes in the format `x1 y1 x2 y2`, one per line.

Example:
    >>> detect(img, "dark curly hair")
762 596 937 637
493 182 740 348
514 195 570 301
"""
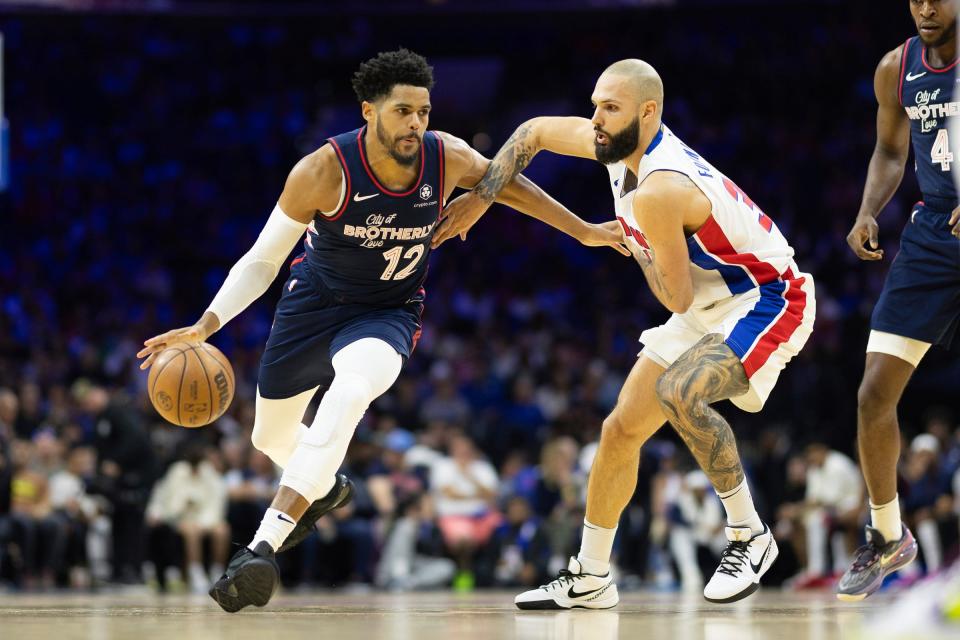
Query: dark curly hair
351 48 434 103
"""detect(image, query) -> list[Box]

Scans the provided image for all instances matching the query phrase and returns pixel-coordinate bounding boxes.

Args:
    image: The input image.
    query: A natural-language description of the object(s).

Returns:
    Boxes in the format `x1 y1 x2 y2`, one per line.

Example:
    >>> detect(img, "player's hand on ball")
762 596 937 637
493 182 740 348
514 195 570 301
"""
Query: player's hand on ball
431 191 491 248
580 220 630 256
846 215 883 261
137 324 208 370
950 206 960 238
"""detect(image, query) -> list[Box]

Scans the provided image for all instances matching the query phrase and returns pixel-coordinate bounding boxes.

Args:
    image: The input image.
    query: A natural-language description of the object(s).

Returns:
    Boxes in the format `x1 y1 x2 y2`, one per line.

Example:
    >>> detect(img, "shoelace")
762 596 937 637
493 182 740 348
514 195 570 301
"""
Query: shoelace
716 541 751 577
541 569 578 591
849 542 881 571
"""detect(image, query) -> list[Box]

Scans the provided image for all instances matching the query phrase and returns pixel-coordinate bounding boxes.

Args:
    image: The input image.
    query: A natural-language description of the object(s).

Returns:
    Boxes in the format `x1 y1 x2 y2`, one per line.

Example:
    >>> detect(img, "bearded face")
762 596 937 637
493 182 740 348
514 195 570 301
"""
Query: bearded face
594 116 641 165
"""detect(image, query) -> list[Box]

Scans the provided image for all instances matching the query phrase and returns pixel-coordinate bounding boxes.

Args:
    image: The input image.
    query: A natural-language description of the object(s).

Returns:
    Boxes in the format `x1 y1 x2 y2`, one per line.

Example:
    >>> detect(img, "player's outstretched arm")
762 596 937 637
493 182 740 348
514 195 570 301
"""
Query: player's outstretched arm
631 172 699 314
434 131 626 255
137 149 340 369
847 47 911 261
431 117 597 247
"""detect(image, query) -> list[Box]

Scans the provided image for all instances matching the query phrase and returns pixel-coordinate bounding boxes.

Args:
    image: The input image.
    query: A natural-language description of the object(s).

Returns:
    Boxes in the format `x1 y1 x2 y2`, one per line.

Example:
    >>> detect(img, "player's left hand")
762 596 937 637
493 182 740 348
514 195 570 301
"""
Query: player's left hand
431 191 491 248
579 220 630 256
950 206 960 238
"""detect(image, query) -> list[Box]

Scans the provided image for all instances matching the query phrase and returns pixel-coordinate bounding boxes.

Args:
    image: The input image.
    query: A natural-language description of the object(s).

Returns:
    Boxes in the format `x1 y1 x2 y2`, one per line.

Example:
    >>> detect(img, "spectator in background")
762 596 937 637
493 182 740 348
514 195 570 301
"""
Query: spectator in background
431 432 501 590
500 375 547 461
420 365 472 428
369 428 424 521
15 383 44 440
48 445 100 588
773 454 810 583
527 437 583 565
8 438 64 589
404 420 448 474
0 393 11 584
223 440 277 546
650 448 684 588
668 471 725 592
376 493 454 591
73 379 157 584
796 442 863 587
479 495 550 588
902 434 954 574
146 446 229 593
0 389 19 442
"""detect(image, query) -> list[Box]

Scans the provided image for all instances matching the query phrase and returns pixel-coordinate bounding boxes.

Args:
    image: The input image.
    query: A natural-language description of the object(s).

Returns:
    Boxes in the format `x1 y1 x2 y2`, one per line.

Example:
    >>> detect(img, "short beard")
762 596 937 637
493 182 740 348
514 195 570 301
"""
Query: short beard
594 117 641 165
376 118 420 166
921 19 957 47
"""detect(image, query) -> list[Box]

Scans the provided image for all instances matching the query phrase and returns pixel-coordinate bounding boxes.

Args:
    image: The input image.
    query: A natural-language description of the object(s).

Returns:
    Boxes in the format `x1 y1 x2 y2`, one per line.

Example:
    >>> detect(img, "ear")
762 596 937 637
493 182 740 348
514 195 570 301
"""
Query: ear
641 99 659 122
361 101 376 123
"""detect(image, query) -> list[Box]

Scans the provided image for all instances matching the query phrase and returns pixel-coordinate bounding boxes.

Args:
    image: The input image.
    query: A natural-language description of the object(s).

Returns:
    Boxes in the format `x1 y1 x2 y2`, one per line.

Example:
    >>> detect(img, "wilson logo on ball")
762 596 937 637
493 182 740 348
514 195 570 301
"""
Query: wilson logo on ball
214 371 230 413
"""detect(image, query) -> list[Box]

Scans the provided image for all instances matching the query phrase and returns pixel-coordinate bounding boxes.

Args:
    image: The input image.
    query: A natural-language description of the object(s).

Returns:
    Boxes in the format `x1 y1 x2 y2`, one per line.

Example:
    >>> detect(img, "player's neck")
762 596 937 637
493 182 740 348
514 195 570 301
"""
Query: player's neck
362 128 420 191
624 126 660 173
924 37 957 68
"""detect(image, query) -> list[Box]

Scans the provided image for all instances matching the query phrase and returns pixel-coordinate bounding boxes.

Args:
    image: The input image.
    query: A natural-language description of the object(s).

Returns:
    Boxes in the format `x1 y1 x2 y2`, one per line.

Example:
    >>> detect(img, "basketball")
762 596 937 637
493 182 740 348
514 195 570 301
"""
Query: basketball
147 343 235 428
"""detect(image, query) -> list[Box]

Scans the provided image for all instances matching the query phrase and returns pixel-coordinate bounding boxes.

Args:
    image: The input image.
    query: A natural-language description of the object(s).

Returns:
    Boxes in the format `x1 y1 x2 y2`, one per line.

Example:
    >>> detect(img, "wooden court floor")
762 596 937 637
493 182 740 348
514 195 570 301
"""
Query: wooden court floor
0 589 949 640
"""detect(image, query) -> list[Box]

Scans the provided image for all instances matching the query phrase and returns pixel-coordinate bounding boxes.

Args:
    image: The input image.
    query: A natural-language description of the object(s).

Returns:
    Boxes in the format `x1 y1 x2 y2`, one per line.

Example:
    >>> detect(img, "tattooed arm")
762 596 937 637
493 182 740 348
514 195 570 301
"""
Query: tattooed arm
435 130 624 254
631 171 712 314
431 117 597 247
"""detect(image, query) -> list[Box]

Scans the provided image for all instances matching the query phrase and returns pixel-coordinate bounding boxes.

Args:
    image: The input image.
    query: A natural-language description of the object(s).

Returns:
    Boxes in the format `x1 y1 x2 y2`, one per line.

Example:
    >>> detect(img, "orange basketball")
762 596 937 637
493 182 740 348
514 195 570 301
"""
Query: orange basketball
147 342 235 428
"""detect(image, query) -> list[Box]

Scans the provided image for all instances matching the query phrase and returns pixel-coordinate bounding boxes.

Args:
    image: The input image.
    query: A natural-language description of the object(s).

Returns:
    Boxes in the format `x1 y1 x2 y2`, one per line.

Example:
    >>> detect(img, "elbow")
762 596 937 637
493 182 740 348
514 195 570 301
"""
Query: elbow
665 291 694 314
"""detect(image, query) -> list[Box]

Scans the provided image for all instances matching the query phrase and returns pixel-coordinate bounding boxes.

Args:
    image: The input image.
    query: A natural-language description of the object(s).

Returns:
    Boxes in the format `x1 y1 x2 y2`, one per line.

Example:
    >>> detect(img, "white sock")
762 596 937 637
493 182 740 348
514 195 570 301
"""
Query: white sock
717 480 763 534
249 507 297 552
869 495 902 543
577 519 617 575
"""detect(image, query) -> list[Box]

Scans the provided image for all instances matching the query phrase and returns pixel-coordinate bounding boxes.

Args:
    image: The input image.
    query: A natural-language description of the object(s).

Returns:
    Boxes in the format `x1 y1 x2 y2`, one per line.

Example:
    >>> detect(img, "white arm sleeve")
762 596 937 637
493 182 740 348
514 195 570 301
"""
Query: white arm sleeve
206 204 308 328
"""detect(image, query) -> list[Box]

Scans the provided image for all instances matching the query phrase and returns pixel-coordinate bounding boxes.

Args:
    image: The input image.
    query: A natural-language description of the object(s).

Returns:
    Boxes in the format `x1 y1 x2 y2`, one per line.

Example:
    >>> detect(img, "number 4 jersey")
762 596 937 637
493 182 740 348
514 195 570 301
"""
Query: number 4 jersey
899 35 958 211
304 126 445 306
609 124 802 308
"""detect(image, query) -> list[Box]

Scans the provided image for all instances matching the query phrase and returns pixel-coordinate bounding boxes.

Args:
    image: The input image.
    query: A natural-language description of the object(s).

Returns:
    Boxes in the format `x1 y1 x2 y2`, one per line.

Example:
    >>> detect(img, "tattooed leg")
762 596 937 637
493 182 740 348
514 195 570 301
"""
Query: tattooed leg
654 333 749 493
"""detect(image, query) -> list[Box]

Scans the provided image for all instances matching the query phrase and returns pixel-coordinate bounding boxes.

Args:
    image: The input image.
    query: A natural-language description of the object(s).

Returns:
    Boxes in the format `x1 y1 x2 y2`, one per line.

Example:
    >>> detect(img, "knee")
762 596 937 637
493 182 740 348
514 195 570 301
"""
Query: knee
328 372 375 413
655 370 693 421
856 376 897 424
601 412 643 446
250 421 274 455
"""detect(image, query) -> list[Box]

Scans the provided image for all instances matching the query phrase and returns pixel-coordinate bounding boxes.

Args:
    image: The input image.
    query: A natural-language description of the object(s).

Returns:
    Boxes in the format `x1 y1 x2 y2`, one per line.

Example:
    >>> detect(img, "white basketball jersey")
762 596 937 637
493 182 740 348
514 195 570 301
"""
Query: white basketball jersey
607 124 799 307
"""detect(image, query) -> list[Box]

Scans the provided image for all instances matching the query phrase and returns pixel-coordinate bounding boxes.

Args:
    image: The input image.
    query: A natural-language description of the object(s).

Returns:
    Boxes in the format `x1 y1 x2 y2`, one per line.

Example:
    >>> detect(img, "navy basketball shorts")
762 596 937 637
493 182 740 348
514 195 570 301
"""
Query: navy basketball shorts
257 256 424 399
871 203 960 349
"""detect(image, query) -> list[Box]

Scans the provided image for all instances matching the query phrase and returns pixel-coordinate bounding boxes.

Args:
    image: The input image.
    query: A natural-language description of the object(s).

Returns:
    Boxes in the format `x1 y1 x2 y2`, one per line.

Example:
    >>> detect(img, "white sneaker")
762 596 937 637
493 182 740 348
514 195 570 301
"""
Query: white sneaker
703 523 778 603
514 557 619 610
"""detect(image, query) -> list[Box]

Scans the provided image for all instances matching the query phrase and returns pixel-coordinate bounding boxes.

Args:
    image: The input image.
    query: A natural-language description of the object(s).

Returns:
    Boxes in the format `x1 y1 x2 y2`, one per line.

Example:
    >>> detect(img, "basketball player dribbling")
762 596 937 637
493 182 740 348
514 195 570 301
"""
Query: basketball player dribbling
435 59 817 607
838 0 959 601
136 49 625 612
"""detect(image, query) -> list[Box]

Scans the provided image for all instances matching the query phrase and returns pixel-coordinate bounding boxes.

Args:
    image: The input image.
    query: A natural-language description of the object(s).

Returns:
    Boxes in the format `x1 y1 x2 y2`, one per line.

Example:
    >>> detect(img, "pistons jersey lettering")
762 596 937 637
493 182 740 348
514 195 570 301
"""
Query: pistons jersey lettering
303 126 445 306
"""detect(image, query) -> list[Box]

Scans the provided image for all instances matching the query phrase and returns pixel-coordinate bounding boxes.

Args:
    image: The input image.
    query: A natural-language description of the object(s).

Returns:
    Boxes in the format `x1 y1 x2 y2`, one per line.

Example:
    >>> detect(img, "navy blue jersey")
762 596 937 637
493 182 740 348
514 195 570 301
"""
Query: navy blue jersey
304 126 445 306
898 36 958 211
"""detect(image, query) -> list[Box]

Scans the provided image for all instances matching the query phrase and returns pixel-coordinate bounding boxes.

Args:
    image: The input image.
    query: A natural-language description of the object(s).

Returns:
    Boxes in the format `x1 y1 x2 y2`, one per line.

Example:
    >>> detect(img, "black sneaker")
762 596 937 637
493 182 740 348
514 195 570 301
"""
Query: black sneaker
277 473 354 553
836 524 917 602
209 541 280 613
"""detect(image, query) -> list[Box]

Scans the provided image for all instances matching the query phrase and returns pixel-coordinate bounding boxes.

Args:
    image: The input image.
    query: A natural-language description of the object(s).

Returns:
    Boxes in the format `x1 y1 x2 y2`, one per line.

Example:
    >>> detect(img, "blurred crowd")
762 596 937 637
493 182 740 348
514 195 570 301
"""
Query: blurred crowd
2 4 960 593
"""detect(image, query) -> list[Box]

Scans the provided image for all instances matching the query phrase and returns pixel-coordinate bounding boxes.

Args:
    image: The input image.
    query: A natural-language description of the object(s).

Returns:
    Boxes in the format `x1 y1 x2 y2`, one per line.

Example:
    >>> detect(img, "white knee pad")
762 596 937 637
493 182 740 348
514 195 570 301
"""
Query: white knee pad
251 386 317 468
279 338 402 502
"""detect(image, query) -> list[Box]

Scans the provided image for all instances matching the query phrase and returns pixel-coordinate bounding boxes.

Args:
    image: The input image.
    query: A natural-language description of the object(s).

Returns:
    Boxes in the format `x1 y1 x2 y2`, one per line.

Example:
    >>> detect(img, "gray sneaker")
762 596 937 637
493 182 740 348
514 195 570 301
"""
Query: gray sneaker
837 524 917 602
